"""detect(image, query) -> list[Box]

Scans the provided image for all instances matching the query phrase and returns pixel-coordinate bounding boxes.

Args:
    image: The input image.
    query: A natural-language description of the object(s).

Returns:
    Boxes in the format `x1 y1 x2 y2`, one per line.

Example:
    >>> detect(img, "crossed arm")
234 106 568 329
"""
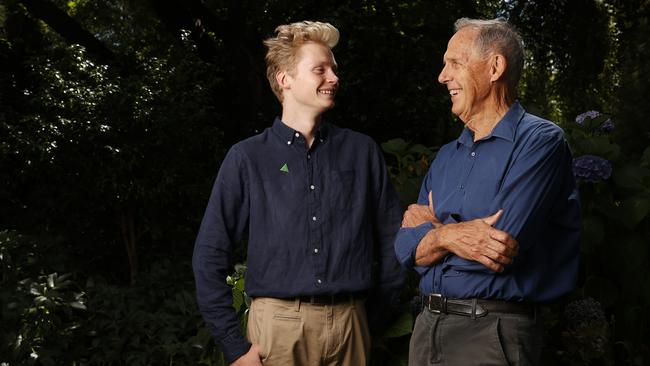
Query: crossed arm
402 192 518 272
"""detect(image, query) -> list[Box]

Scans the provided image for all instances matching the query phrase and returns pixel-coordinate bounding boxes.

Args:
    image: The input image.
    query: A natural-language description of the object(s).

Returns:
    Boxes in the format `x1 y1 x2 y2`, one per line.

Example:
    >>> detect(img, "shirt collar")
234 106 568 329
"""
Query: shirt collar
271 117 329 146
456 101 525 147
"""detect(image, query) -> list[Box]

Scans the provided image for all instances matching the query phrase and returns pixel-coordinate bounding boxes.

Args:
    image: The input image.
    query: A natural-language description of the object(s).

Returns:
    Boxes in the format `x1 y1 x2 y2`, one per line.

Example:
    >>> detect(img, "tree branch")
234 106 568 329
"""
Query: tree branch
19 0 120 66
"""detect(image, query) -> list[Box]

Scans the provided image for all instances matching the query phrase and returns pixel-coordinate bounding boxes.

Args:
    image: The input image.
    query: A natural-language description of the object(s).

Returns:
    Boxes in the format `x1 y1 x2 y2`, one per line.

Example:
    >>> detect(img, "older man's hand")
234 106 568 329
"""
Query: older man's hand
408 193 519 272
429 210 519 272
402 192 441 228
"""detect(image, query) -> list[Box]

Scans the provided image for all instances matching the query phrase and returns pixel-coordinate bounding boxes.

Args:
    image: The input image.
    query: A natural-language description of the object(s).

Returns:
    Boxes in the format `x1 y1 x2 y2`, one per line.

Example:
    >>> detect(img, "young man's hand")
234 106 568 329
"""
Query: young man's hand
231 344 263 366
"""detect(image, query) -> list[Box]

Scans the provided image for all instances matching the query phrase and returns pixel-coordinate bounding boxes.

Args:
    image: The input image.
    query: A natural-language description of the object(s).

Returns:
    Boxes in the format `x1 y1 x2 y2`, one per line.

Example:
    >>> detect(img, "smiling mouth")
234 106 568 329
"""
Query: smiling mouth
318 89 336 95
449 89 461 96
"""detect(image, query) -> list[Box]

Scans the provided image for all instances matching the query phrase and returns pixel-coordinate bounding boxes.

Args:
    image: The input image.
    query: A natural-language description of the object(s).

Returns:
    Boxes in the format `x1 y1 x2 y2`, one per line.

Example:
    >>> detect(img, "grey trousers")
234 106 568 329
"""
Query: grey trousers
409 309 543 366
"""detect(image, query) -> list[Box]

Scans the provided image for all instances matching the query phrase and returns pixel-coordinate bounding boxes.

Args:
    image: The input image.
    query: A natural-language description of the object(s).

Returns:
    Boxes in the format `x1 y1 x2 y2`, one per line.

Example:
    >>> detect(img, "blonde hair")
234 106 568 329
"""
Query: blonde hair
263 21 340 101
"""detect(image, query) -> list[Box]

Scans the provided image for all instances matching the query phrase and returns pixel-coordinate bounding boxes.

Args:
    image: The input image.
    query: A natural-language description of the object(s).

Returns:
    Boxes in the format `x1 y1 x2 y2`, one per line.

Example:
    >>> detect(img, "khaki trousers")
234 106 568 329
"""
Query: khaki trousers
247 297 371 366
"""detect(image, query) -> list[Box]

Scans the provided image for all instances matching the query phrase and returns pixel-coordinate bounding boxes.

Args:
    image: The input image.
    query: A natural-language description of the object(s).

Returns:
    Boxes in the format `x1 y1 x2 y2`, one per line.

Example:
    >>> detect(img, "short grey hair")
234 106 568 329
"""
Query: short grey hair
454 18 524 93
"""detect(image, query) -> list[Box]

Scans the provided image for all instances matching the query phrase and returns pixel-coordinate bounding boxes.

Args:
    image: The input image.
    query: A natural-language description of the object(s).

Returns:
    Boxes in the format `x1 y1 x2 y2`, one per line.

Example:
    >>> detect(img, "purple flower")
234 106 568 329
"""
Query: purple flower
573 155 612 182
598 118 615 132
575 110 601 125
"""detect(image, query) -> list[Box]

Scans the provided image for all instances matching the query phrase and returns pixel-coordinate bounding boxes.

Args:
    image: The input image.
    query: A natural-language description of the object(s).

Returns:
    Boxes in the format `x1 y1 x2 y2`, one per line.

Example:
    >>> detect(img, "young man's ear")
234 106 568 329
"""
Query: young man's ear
489 53 507 83
276 70 290 90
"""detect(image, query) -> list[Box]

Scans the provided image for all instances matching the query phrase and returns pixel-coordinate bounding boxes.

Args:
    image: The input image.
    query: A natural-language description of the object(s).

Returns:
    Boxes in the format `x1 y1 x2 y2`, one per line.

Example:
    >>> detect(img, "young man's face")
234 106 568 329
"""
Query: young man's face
282 42 339 114
437 27 492 123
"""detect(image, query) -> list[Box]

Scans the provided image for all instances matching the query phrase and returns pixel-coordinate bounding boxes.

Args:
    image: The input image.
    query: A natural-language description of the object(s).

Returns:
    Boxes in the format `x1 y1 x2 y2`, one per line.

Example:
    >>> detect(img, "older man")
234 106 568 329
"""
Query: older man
395 18 581 365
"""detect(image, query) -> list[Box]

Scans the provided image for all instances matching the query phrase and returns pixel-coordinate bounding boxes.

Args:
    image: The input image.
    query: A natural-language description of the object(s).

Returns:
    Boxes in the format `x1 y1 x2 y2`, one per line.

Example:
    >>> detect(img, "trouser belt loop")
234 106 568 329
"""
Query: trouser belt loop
294 297 301 311
471 298 477 319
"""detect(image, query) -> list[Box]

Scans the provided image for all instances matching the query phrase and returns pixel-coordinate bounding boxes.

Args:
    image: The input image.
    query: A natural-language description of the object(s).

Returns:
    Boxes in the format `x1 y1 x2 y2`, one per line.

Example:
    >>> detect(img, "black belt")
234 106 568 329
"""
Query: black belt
294 293 364 305
423 294 535 318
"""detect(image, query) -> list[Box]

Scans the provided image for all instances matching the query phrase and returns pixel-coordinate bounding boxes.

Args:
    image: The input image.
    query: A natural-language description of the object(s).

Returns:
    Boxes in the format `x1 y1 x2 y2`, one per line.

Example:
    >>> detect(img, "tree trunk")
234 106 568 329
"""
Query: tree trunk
119 207 138 285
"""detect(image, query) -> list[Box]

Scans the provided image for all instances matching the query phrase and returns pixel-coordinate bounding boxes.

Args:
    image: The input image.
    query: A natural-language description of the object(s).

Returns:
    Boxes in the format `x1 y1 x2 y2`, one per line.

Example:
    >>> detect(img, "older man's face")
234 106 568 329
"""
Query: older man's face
438 27 493 123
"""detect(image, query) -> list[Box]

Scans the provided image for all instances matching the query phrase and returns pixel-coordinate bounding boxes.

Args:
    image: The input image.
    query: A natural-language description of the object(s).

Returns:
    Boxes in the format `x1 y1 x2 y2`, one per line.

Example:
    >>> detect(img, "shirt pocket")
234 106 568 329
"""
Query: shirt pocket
330 170 357 210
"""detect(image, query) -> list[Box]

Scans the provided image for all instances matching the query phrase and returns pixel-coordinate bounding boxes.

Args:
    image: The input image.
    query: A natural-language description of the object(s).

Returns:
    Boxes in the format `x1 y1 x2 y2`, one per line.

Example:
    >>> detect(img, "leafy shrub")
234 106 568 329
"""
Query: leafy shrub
0 230 87 365
562 111 650 365
79 259 224 366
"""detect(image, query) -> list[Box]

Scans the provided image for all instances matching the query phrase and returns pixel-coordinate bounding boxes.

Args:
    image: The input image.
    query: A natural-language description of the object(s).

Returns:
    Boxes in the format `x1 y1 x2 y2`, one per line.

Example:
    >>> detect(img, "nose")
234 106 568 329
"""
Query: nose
327 69 339 85
438 64 450 85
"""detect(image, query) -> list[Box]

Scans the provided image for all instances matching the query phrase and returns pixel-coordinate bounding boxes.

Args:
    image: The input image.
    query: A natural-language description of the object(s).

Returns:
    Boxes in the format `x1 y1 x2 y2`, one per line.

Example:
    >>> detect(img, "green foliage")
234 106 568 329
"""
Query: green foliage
563 109 650 364
2 0 650 364
381 138 437 205
0 230 87 365
1 1 225 282
79 259 224 366
226 263 249 332
1 237 229 366
368 311 414 366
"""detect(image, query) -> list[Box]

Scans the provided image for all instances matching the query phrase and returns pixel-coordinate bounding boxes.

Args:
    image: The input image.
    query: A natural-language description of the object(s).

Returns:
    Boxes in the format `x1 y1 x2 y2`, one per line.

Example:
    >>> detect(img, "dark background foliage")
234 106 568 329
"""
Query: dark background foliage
1 0 649 365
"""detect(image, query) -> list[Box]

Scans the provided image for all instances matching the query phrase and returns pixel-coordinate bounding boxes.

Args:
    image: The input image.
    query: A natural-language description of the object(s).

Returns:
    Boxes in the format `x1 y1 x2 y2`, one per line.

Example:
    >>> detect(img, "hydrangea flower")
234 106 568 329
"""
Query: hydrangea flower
575 110 601 124
573 155 612 182
598 118 615 132
575 110 615 132
564 297 606 330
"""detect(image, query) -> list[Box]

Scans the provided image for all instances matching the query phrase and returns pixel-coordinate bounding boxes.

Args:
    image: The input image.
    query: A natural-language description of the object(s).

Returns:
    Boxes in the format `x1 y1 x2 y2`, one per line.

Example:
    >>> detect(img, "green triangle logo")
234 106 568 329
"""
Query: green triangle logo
280 163 289 173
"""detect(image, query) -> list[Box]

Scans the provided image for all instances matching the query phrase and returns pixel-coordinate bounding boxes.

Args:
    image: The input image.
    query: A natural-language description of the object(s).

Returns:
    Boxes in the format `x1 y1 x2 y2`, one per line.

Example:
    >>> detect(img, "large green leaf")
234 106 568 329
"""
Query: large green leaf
574 136 620 160
382 311 413 338
613 163 650 191
381 138 409 156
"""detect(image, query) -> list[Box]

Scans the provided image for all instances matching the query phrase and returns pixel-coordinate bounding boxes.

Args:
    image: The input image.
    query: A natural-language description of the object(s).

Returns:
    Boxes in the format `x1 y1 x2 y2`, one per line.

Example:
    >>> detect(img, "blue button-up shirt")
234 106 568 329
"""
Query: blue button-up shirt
193 118 404 363
395 102 581 303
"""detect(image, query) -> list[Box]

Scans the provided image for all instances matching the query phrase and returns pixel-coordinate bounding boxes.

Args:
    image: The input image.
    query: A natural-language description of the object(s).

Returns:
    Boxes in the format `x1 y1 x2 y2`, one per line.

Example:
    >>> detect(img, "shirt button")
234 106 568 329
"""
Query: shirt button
310 185 315 190
314 248 319 253
295 132 300 138
460 185 464 189
312 216 317 221
307 154 311 159
287 141 291 145
471 151 476 157
317 279 322 284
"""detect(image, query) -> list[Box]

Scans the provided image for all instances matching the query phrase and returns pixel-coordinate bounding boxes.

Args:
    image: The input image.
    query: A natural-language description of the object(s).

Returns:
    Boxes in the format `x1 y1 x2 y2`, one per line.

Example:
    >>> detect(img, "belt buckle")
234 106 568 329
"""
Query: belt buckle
428 294 445 313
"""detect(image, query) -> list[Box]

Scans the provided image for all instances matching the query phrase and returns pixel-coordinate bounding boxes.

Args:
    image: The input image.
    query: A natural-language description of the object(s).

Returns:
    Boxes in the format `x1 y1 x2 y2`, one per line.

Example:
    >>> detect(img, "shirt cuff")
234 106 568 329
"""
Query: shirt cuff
220 331 252 365
394 222 434 269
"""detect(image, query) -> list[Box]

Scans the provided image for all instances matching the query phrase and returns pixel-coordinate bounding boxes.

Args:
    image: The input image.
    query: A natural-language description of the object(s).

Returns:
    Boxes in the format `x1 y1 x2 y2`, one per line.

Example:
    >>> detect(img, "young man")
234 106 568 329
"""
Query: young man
193 21 404 366
395 18 581 365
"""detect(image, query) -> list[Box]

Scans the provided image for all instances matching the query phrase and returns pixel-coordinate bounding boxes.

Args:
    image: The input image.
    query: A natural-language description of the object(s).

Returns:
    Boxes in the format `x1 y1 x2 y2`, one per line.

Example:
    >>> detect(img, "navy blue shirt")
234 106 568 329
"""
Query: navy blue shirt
395 102 581 302
193 118 404 363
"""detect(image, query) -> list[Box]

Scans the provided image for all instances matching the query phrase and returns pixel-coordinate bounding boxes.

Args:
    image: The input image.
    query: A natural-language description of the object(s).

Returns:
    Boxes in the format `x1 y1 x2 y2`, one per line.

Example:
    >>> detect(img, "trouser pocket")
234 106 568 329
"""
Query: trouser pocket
438 315 511 366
